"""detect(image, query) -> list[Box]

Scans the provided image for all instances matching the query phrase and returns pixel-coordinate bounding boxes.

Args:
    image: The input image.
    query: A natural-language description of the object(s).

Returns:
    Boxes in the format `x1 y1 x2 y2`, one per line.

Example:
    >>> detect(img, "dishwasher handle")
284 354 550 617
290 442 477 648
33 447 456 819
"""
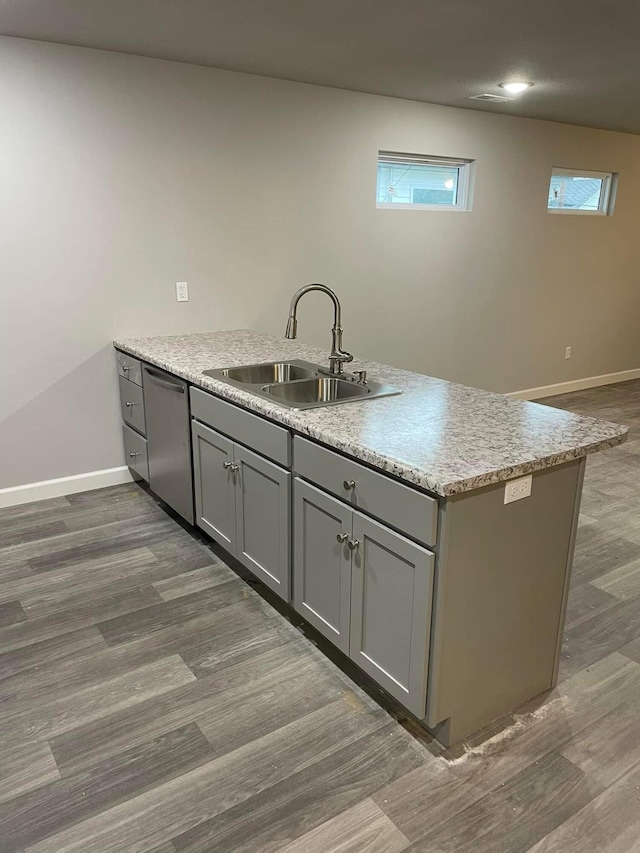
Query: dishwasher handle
143 366 186 393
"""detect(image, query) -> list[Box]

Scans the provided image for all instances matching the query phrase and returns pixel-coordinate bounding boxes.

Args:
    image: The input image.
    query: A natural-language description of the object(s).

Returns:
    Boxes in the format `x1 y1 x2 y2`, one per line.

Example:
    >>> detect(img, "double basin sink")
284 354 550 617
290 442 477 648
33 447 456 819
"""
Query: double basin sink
203 360 401 410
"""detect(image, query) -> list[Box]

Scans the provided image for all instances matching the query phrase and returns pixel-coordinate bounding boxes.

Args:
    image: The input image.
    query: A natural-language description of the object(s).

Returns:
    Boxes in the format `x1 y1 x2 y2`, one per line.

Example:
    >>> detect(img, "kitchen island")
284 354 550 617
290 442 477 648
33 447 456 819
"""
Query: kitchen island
113 330 627 745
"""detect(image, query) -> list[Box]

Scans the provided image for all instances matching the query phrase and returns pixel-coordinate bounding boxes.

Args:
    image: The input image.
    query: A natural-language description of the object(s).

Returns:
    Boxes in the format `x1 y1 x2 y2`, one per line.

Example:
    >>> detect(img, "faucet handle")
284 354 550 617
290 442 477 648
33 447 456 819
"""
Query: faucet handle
353 370 367 385
329 350 353 374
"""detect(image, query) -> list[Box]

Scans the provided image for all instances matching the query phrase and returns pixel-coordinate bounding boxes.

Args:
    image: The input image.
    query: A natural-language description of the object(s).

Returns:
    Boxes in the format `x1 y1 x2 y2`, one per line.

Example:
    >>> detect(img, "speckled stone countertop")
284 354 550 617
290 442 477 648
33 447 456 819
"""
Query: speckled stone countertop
113 330 627 497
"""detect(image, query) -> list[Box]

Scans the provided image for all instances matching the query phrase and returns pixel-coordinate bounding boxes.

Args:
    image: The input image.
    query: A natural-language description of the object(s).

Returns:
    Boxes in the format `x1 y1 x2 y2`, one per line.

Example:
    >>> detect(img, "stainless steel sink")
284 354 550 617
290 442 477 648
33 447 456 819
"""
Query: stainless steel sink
204 359 401 410
204 362 316 385
263 376 371 405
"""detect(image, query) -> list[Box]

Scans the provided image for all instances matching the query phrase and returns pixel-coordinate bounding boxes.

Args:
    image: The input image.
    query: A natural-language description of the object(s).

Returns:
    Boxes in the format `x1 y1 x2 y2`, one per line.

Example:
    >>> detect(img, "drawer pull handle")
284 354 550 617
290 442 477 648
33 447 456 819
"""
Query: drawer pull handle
125 401 136 408
129 451 139 458
122 365 131 372
347 539 360 551
343 479 356 491
336 532 348 543
144 367 185 393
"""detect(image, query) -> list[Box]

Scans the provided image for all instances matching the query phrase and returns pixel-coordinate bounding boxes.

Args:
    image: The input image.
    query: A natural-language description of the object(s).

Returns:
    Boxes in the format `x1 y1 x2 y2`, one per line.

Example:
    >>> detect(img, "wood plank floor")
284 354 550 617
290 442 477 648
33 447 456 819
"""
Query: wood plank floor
1 380 639 851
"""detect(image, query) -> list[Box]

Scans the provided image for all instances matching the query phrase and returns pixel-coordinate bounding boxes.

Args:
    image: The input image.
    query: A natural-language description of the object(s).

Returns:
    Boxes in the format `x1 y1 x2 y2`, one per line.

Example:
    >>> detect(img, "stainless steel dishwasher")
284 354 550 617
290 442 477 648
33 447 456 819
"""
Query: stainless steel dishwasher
142 365 194 524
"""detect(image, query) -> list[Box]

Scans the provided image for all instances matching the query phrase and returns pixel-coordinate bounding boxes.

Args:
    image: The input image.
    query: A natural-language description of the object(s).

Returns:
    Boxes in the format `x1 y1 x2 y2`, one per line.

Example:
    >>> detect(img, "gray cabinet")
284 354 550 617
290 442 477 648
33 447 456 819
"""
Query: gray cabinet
116 351 147 483
293 480 352 653
350 513 434 717
192 419 290 601
293 478 434 716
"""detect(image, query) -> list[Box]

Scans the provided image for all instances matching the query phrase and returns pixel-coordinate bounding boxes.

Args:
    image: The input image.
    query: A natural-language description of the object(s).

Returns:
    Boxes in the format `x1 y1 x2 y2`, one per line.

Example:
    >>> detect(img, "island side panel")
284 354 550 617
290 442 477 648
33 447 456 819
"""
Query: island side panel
425 458 583 746
552 456 585 684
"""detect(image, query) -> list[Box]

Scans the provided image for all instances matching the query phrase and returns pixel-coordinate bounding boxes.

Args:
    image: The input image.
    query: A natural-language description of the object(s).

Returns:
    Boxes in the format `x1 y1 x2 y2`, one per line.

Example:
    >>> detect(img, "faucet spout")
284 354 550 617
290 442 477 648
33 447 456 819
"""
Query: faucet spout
284 284 353 375
285 315 297 339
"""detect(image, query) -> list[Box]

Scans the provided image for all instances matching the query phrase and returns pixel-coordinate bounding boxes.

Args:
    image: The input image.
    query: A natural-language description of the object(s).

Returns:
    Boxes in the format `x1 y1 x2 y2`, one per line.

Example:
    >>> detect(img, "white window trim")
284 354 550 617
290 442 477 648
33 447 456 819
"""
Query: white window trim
548 167 614 216
376 152 474 212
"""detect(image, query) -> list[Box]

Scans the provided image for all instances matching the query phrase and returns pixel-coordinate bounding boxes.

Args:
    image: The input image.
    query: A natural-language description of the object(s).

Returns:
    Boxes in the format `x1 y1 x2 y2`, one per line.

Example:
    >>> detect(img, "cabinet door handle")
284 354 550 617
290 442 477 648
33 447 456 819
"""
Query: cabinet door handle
125 401 136 407
343 479 356 491
129 451 139 458
347 539 360 551
223 461 239 473
122 365 131 372
336 532 348 543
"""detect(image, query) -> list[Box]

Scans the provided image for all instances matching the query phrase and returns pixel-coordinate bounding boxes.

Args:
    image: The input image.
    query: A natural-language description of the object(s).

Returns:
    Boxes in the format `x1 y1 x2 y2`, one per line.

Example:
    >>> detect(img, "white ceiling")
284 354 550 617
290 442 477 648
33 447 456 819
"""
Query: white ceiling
2 0 640 134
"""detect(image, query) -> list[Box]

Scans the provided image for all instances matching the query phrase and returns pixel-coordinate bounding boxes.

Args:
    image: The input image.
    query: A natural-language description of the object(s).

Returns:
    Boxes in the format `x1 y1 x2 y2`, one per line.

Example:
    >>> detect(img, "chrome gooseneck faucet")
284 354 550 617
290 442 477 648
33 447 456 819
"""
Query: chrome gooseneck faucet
285 284 353 375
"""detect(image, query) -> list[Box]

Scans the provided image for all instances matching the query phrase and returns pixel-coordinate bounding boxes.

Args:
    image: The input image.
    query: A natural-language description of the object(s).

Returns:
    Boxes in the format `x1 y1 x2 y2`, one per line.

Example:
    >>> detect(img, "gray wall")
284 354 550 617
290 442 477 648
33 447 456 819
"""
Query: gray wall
2 36 640 489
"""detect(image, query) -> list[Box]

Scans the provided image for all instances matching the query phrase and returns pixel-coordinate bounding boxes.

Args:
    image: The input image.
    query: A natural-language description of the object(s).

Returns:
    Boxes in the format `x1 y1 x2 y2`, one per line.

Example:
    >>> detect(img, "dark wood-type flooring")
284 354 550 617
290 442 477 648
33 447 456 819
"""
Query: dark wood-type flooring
1 380 640 851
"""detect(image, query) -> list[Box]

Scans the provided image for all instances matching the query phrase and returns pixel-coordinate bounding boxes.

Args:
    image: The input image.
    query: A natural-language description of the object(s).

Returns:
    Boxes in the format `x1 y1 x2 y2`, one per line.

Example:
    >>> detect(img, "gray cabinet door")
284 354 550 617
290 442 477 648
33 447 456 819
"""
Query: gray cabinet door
349 512 435 717
235 444 291 602
192 420 237 554
293 479 352 653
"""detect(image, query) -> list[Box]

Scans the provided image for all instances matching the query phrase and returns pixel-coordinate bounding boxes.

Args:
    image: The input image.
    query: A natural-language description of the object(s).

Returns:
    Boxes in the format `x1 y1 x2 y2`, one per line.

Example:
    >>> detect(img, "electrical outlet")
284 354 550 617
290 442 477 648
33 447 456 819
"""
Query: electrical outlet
176 282 189 302
565 346 572 360
504 475 533 504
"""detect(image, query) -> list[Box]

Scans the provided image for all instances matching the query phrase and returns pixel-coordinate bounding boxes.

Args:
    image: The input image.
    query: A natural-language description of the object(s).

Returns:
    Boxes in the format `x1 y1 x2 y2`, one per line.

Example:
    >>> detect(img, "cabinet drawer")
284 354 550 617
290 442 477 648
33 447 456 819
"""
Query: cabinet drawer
294 437 438 547
116 351 143 386
122 424 149 482
190 387 290 467
119 375 146 435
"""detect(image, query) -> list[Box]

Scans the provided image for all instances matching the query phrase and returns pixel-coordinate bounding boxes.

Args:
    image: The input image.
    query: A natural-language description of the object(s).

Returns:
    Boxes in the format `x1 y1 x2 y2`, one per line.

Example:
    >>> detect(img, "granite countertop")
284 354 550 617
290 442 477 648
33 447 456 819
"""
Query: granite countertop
113 330 628 497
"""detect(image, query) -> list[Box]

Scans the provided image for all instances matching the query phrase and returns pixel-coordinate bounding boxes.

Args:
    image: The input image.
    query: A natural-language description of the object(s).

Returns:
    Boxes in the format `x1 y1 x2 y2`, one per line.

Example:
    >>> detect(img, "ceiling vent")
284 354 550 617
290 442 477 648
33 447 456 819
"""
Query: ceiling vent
468 93 513 103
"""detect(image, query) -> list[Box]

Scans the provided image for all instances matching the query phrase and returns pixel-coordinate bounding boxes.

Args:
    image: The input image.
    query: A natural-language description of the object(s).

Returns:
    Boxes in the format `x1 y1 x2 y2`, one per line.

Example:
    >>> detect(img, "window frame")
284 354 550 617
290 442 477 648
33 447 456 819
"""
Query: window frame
547 167 615 216
376 151 474 212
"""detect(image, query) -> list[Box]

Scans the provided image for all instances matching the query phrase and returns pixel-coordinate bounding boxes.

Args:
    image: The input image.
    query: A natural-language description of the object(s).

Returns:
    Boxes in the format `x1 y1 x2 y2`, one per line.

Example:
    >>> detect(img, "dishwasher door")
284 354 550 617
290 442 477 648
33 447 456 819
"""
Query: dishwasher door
142 365 194 524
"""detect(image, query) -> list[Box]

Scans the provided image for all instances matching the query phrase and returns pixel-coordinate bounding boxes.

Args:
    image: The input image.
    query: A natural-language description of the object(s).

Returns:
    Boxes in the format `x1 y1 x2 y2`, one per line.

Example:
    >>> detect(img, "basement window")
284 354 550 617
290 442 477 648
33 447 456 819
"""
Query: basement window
547 168 616 215
377 151 473 211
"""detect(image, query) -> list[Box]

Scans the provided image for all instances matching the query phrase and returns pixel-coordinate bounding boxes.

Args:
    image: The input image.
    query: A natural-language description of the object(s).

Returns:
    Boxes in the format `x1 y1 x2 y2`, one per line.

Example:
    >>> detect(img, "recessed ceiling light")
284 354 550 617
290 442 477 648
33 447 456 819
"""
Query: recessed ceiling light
500 81 532 94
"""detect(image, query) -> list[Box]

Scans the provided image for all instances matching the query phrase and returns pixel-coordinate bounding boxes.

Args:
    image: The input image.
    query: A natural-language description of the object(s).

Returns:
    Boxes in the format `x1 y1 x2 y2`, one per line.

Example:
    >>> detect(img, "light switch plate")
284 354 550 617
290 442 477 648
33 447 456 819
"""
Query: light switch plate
504 474 533 504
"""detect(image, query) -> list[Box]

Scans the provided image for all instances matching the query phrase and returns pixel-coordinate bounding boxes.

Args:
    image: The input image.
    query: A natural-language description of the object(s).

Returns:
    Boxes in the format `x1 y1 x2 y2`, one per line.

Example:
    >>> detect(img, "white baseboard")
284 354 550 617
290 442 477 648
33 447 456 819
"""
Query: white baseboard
508 367 640 401
0 466 134 509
